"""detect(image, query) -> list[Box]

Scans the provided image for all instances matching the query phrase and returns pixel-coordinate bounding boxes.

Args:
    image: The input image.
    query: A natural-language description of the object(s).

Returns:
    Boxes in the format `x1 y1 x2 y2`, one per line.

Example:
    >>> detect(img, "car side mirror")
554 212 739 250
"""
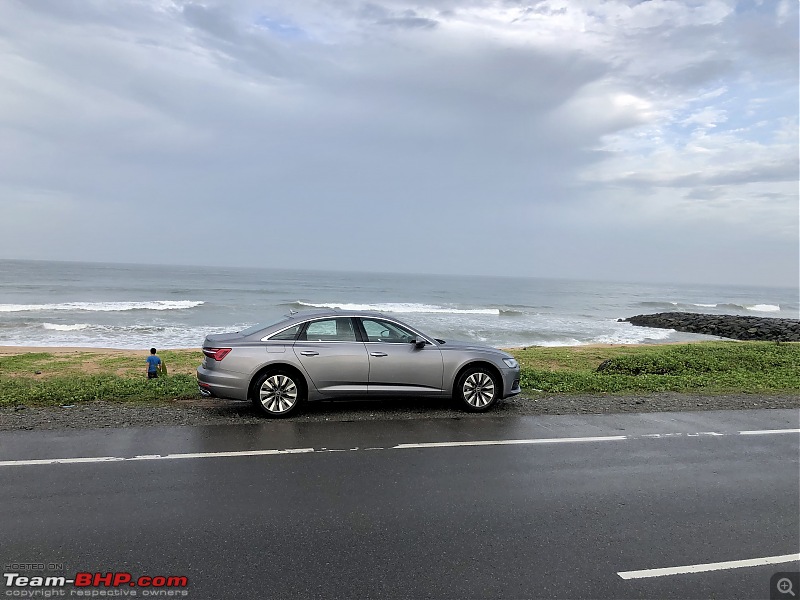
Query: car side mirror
412 337 427 349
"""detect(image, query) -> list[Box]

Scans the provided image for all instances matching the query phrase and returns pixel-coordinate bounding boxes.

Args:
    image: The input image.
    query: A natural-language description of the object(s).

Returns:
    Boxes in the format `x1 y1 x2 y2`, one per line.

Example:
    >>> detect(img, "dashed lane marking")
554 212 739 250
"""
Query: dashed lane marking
393 435 627 449
0 428 796 468
618 553 800 579
739 428 800 435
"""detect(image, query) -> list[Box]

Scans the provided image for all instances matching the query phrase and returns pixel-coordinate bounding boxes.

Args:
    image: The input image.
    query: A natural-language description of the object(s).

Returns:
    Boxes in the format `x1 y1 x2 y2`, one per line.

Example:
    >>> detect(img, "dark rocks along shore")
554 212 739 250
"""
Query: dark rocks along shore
624 312 800 342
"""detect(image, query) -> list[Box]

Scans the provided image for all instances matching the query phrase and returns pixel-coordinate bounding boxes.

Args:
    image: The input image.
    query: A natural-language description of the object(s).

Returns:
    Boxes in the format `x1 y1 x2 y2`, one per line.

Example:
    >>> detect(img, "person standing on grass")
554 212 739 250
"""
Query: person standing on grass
146 347 162 379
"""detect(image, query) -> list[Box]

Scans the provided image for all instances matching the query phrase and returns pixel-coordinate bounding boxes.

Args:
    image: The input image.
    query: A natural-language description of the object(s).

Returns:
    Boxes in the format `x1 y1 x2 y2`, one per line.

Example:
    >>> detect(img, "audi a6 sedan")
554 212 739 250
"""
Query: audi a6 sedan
197 309 521 417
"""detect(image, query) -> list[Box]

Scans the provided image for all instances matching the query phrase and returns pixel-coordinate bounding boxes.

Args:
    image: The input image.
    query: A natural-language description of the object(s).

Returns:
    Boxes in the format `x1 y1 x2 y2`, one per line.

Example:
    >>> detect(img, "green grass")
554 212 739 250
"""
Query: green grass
0 350 203 379
1 374 199 406
515 342 800 394
0 350 204 406
0 342 798 407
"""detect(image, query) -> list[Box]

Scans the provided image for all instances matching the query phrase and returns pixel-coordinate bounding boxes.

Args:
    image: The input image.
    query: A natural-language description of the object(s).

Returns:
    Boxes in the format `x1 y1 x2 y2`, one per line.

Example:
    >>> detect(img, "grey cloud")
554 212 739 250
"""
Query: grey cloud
657 58 734 89
357 4 438 29
9 0 148 27
758 192 796 201
618 159 799 189
676 161 799 187
0 0 796 286
182 3 243 43
684 187 726 201
514 2 567 19
377 15 438 29
733 3 799 74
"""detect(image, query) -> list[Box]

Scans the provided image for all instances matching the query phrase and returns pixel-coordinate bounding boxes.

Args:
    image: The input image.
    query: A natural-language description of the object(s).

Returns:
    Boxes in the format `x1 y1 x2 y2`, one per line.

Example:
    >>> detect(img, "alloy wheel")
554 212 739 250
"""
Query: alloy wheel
259 374 298 414
462 371 495 408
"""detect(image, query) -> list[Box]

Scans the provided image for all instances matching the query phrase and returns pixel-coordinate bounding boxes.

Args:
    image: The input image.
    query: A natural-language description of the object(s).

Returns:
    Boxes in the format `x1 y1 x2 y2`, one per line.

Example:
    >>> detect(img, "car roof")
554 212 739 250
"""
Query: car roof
284 309 392 322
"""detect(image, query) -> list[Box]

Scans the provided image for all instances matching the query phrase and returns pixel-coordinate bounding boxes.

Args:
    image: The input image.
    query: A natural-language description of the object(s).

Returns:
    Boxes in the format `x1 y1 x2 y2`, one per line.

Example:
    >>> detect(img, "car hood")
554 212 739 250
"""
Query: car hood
437 339 511 357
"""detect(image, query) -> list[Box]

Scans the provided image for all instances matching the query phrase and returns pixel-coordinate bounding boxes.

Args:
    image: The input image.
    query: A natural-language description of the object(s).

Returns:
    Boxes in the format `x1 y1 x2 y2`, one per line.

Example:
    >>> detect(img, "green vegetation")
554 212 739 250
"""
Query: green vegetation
0 350 203 379
0 342 798 407
0 350 203 407
1 374 199 407
515 342 800 394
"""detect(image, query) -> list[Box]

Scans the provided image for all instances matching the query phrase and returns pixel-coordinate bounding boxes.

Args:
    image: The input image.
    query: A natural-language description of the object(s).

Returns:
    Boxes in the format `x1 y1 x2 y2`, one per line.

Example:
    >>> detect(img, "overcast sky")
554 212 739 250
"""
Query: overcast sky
0 0 797 287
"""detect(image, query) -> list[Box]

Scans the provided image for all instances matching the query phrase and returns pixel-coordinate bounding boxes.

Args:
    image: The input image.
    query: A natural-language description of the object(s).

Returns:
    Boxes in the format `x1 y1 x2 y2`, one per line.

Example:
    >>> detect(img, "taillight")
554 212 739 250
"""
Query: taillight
203 348 232 361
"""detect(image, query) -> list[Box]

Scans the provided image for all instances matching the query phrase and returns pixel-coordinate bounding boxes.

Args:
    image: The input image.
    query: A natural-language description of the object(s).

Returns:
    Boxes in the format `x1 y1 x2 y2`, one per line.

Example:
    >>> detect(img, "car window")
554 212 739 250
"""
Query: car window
361 319 415 343
268 324 301 341
302 318 357 342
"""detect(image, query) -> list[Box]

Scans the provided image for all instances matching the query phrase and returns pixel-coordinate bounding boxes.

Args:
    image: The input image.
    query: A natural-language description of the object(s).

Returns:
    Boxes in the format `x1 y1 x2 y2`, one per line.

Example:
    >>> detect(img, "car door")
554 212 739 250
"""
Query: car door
357 317 444 394
293 317 369 396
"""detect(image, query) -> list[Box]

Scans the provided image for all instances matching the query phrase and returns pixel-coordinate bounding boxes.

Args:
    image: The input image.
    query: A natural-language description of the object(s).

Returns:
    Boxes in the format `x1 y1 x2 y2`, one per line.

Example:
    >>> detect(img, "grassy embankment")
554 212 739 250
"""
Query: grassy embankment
0 342 799 407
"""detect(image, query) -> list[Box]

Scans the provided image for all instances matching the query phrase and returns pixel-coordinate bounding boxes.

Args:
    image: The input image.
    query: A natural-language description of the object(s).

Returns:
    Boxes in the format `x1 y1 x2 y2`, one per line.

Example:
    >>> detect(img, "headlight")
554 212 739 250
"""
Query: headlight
503 358 518 368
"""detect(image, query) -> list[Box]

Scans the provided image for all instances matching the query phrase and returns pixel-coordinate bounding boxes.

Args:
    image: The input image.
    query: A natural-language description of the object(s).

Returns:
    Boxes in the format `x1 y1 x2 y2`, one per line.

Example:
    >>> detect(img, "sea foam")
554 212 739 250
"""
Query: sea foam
42 323 90 331
638 301 782 313
0 300 204 312
746 304 780 312
295 301 500 316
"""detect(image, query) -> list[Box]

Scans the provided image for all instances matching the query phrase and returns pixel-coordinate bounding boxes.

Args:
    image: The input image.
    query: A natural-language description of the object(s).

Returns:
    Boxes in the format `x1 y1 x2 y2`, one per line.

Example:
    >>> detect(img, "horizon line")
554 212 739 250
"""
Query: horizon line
0 256 797 291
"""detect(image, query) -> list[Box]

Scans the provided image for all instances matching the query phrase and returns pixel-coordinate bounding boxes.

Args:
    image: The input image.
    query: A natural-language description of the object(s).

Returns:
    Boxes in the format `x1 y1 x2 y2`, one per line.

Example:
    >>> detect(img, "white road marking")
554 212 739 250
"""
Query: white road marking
0 448 314 467
739 429 800 435
393 435 627 449
0 456 123 467
642 432 725 438
0 427 796 468
618 553 800 579
129 448 314 460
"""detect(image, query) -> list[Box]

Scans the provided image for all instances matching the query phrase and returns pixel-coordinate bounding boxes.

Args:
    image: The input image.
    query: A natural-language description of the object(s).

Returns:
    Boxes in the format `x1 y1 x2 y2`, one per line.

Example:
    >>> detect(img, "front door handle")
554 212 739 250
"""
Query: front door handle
299 350 319 356
370 352 388 357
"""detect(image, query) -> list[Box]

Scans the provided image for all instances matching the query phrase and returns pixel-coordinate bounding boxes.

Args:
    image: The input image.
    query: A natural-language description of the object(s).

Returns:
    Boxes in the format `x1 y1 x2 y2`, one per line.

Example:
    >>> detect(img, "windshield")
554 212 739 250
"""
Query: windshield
238 317 293 336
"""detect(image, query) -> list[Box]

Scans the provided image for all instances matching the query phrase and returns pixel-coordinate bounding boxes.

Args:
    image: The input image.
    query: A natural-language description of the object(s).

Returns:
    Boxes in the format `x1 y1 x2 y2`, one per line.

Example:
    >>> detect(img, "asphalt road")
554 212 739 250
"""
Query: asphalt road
1 409 798 599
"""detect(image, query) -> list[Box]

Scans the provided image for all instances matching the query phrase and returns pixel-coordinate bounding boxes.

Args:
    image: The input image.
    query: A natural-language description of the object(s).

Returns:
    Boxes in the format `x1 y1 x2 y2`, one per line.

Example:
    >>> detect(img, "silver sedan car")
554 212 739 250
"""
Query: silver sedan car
197 309 521 417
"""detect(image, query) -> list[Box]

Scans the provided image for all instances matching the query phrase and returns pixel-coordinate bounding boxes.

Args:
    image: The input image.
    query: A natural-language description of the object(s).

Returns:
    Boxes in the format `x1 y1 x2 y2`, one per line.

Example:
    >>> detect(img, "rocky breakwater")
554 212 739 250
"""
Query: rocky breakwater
624 312 800 342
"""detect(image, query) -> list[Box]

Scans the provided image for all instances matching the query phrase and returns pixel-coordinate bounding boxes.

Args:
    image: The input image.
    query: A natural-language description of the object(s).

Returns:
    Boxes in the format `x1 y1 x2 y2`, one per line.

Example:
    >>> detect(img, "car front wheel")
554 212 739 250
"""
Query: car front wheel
253 369 304 418
455 367 500 412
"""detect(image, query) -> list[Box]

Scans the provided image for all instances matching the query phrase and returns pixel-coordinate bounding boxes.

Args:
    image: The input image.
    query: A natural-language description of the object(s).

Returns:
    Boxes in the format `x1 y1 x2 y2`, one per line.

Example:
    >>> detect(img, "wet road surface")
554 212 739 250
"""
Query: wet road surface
1 409 798 599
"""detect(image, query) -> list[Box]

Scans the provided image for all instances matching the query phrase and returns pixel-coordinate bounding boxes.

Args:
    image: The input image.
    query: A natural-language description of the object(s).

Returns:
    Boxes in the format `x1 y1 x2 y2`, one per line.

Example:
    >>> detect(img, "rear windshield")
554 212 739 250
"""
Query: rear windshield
238 317 292 336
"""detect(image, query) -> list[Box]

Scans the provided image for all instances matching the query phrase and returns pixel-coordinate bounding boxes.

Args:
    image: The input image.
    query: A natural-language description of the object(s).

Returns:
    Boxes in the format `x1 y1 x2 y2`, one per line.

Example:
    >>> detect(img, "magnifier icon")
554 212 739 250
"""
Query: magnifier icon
778 578 796 597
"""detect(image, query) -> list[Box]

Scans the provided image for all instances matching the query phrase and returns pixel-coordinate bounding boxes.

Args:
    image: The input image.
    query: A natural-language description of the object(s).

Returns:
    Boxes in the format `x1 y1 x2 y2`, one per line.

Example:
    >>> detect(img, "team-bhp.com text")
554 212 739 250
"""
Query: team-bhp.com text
4 573 188 597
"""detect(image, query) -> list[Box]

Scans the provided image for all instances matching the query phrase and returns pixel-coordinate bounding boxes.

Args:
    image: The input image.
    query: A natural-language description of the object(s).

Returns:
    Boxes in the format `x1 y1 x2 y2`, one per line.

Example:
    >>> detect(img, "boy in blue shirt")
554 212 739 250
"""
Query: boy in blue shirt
146 348 162 379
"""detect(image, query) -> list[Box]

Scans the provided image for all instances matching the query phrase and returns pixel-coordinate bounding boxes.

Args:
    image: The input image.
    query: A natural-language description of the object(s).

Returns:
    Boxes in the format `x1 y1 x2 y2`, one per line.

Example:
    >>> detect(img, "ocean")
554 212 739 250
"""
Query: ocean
0 259 796 349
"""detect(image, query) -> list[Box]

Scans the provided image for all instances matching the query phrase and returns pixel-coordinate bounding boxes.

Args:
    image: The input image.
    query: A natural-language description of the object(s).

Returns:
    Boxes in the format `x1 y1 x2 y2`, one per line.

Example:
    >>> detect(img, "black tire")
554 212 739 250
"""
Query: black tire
455 366 500 412
252 369 305 418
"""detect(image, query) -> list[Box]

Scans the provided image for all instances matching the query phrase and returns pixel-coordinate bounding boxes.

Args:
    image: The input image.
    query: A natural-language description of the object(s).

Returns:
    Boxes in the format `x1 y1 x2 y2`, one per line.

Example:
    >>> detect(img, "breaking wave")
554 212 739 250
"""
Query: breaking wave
0 323 246 349
0 300 204 313
637 301 781 313
42 323 90 331
746 304 780 312
293 301 503 316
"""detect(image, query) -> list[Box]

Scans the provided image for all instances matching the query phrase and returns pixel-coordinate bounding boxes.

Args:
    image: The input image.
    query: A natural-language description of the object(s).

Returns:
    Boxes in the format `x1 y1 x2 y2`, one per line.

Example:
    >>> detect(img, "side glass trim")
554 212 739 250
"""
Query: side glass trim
296 317 360 343
357 317 436 346
262 315 436 345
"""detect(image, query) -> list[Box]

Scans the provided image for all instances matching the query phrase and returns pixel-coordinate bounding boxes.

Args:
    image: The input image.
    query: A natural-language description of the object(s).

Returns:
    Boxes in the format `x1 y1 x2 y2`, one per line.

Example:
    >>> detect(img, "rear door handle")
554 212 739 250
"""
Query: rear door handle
370 352 388 357
299 350 319 356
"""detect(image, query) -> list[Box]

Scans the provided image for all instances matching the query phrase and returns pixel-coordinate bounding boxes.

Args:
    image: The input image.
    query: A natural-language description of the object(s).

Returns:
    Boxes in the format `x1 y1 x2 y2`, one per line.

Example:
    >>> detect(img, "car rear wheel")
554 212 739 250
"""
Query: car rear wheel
455 367 499 412
253 369 304 418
